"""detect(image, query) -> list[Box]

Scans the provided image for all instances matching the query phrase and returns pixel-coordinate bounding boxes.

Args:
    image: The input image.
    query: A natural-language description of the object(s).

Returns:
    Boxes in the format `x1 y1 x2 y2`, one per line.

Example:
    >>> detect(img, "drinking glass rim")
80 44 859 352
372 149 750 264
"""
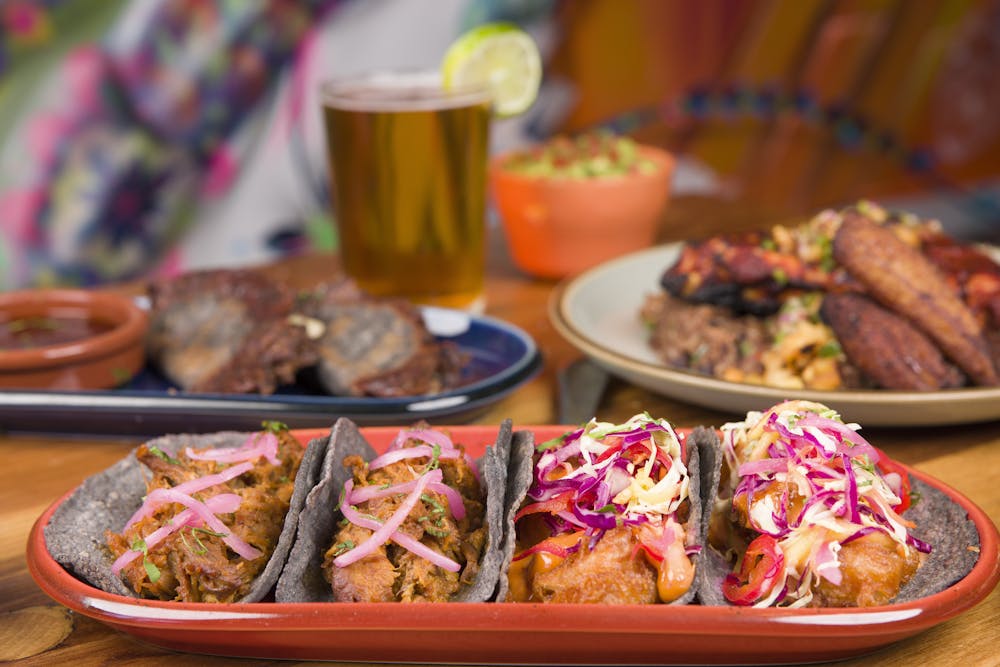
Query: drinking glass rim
320 69 492 111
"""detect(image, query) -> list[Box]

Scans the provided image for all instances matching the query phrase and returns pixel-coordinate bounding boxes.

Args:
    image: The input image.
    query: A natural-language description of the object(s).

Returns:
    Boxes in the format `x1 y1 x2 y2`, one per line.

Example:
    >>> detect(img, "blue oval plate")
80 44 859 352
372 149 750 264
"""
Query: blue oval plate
0 307 541 436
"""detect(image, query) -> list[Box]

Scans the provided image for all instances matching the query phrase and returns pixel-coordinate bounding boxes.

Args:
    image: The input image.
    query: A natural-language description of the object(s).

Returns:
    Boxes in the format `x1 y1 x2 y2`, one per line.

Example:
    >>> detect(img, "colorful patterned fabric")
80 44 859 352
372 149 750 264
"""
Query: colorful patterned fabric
0 0 341 289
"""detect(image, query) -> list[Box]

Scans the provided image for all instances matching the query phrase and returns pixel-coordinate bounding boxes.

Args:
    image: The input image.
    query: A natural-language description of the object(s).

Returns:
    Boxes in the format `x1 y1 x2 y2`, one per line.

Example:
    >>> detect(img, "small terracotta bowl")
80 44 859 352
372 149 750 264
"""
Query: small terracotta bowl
490 144 675 279
0 289 148 390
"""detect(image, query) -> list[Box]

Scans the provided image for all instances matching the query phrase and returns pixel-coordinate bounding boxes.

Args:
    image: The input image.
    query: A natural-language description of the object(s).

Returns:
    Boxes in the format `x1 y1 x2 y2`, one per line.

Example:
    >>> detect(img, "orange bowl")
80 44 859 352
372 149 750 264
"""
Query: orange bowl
490 144 675 279
0 288 148 390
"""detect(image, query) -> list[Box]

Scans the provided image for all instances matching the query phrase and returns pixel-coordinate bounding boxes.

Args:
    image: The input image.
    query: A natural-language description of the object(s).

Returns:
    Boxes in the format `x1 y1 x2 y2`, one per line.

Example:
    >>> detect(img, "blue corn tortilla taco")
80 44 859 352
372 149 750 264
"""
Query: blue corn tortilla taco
276 418 511 602
44 422 326 603
700 400 980 607
498 414 718 605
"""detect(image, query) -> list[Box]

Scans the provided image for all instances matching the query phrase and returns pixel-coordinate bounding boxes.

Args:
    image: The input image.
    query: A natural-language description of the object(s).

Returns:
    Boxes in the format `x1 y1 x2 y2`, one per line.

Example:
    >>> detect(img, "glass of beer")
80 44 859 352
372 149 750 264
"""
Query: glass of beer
321 71 492 312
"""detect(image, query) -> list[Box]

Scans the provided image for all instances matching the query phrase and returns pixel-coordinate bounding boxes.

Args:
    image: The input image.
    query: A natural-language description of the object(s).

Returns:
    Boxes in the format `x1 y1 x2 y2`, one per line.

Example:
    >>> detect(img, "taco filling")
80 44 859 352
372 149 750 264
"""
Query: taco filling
323 427 487 602
507 414 699 604
710 400 930 607
105 422 304 602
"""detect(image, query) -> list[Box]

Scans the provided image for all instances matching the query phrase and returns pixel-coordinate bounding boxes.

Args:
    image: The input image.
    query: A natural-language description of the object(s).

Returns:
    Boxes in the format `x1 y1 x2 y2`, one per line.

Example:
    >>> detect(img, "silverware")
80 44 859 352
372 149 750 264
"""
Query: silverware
557 357 610 425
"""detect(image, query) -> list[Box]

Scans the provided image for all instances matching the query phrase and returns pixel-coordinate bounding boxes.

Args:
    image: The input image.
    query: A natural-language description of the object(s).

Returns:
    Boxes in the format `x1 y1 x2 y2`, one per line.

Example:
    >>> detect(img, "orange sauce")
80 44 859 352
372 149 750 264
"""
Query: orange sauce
506 532 583 602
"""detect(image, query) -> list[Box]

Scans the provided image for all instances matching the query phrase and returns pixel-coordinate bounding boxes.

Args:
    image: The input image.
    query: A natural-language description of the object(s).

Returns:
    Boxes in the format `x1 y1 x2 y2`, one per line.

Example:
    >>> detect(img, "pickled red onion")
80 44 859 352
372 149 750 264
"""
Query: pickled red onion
333 469 437 569
368 445 461 471
123 460 255 530
338 478 461 572
111 493 242 574
135 487 262 561
348 478 466 520
384 428 482 483
390 428 455 451
185 431 280 465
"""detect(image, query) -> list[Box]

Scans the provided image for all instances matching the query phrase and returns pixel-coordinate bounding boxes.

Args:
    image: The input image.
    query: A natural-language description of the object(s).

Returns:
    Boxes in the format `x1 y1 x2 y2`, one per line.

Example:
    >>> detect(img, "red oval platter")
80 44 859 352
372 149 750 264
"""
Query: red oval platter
26 426 1000 665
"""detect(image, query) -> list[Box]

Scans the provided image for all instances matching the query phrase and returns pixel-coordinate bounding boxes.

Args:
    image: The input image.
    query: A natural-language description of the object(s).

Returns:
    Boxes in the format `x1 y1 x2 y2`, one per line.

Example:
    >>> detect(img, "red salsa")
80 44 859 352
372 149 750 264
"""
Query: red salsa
0 315 115 350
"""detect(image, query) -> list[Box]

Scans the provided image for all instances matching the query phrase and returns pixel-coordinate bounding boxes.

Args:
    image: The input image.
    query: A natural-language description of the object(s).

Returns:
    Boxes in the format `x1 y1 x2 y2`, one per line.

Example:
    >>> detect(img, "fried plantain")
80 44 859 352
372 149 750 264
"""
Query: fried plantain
833 213 998 386
820 293 965 390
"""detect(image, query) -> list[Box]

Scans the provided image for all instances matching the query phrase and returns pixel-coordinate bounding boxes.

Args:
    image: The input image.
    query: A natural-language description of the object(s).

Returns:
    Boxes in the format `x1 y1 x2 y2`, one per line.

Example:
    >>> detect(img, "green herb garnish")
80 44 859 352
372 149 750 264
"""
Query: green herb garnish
817 340 842 358
420 494 446 516
130 537 161 584
536 435 566 452
331 540 356 556
262 420 288 434
148 445 180 465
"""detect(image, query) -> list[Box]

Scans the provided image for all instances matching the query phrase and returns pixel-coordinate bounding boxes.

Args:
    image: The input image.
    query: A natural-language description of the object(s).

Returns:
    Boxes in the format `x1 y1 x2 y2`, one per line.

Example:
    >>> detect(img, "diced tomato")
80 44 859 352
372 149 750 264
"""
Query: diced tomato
722 534 785 606
873 447 912 513
513 492 573 522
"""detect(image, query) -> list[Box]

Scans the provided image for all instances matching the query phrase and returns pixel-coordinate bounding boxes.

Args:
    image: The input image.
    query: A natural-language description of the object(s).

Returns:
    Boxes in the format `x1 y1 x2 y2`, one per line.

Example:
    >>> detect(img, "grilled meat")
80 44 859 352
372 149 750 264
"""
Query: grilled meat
820 293 965 390
833 213 998 386
641 292 767 379
297 279 466 397
510 526 659 604
147 269 467 397
147 269 314 393
660 232 838 316
922 235 1000 329
659 208 865 316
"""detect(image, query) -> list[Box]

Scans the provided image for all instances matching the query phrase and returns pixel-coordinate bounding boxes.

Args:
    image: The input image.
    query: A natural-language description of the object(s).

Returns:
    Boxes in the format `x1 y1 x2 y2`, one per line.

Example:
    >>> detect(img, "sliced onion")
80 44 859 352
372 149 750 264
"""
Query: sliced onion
111 493 242 575
347 478 466 520
123 460 255 530
338 480 461 572
390 428 455 452
131 487 261 560
185 431 281 466
368 444 460 470
334 469 438 569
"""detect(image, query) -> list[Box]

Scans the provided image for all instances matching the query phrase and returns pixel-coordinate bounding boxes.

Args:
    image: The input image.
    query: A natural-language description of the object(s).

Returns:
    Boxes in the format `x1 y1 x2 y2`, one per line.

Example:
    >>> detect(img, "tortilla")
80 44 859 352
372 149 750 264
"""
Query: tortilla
44 429 326 603
697 478 980 607
499 422 715 605
275 418 512 602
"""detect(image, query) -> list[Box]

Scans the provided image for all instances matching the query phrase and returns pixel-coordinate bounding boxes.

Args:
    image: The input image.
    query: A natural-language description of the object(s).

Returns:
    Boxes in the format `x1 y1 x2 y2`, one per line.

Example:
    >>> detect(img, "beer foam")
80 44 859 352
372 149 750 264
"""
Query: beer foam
322 70 491 112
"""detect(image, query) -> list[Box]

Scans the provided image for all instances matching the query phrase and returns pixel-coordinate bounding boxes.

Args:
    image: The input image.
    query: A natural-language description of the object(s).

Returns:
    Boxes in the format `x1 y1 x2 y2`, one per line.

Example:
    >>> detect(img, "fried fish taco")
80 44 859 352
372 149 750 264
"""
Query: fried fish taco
276 418 510 602
701 400 980 607
44 422 326 603
501 414 715 604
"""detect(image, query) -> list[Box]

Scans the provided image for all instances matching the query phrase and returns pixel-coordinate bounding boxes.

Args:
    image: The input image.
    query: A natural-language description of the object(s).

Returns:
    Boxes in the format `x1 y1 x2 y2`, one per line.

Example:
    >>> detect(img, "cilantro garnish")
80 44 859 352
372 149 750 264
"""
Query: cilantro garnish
427 443 442 471
262 420 289 434
421 494 446 515
817 340 842 358
536 435 565 452
130 537 161 584
148 445 180 465
425 525 451 538
331 540 356 556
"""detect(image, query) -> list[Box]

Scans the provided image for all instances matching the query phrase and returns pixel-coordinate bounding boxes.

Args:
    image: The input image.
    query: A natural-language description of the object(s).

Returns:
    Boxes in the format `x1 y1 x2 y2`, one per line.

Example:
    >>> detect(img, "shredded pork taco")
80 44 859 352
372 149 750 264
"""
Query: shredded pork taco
501 414 716 604
275 418 510 603
45 423 326 603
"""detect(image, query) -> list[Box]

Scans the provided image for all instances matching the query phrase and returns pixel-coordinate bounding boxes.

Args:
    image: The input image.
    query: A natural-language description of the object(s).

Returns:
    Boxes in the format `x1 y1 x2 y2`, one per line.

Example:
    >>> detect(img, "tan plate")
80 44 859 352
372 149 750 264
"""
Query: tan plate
0 289 148 391
549 244 1000 427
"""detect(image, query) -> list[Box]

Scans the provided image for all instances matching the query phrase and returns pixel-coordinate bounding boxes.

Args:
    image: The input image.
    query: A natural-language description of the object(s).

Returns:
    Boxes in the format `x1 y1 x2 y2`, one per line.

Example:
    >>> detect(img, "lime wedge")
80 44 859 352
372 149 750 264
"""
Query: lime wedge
442 22 542 118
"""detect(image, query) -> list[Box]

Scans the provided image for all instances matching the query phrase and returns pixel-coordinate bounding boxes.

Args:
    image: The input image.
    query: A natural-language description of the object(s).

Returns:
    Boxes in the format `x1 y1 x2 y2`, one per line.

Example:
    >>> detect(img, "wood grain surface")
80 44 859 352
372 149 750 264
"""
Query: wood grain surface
3 210 998 666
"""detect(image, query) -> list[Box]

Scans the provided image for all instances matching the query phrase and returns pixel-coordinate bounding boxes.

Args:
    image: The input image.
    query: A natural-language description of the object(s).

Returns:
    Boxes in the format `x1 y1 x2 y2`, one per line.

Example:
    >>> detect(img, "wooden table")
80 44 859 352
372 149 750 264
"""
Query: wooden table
2 228 998 666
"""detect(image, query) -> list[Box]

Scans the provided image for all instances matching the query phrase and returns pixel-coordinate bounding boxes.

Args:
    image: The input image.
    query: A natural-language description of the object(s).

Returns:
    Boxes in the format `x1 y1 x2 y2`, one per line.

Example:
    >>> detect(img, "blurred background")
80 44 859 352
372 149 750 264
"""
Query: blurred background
1 0 998 290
